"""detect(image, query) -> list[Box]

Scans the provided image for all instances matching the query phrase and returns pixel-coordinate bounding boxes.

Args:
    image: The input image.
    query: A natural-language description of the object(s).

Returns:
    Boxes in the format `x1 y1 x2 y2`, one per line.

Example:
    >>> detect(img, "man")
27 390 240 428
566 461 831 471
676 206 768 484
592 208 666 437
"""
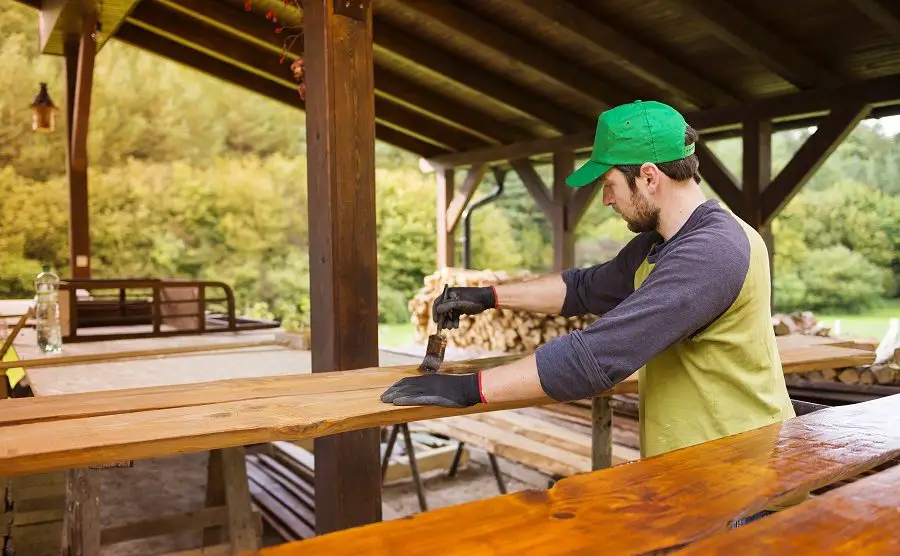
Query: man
382 100 796 461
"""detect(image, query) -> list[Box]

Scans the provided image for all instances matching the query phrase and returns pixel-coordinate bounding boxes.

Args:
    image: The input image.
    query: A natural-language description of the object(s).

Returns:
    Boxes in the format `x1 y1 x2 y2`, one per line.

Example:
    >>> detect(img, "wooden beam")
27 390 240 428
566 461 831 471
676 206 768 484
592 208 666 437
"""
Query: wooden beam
113 24 448 158
665 0 841 89
0 345 875 476
373 22 589 134
304 0 381 534
129 2 485 153
568 179 602 230
741 115 772 228
446 165 486 234
762 101 870 224
65 11 96 280
378 0 633 114
436 168 455 269
161 0 525 145
510 159 554 219
249 394 900 556
694 139 744 215
508 0 737 109
846 0 900 40
552 151 575 271
39 0 139 55
424 74 900 169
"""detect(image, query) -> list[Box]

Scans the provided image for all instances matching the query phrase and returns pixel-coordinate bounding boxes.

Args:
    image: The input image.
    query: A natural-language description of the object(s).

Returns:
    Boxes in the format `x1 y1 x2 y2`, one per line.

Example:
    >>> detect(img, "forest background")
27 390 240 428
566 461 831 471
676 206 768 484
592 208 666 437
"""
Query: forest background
2 0 899 341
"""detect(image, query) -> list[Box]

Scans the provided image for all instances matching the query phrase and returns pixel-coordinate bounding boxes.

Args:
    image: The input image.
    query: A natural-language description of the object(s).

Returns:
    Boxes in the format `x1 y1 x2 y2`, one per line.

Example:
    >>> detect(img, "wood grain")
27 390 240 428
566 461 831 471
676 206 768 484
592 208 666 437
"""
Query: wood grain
253 394 900 556
677 463 900 555
0 345 874 476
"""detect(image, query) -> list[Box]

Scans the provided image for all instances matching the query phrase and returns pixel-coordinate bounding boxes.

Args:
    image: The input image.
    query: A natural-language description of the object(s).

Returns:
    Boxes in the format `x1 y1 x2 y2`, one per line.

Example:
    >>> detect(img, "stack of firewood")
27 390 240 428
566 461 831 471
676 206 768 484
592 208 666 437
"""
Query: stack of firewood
408 267 597 353
772 312 831 336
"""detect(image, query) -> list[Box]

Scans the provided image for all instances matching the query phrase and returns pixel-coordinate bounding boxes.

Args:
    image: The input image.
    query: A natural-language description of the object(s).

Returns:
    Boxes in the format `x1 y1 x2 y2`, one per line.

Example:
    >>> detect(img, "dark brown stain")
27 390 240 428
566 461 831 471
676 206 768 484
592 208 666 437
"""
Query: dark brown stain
552 512 575 520
518 489 550 505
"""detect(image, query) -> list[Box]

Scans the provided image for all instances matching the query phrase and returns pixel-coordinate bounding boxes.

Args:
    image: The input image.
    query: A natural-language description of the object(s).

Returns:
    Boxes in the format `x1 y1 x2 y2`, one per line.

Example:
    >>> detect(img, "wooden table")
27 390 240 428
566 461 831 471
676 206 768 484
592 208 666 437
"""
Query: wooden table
4 330 301 556
253 393 900 555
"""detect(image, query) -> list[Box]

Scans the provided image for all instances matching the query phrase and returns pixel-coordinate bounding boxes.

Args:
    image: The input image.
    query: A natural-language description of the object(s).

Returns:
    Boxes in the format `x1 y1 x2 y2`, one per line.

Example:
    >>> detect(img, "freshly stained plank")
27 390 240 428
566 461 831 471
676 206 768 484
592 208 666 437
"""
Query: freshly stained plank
0 344 872 427
677 463 900 555
252 395 900 556
0 387 549 477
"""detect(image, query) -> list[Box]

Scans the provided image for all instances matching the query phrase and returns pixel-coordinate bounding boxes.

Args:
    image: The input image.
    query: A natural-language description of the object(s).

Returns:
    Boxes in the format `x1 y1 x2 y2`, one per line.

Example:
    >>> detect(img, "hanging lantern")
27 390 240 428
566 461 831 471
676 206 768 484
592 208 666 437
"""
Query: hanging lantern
30 82 56 132
30 82 57 133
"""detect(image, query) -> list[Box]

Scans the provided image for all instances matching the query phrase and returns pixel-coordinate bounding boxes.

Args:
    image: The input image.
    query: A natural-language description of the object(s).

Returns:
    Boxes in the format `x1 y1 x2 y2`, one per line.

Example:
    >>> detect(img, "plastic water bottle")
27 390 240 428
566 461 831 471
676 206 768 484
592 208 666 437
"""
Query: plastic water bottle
34 265 62 353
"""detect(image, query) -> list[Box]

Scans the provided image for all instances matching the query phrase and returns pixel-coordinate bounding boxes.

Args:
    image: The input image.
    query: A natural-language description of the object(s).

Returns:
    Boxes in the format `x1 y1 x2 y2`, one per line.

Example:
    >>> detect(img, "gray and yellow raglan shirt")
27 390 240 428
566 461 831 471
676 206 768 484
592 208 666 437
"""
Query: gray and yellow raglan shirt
534 198 796 459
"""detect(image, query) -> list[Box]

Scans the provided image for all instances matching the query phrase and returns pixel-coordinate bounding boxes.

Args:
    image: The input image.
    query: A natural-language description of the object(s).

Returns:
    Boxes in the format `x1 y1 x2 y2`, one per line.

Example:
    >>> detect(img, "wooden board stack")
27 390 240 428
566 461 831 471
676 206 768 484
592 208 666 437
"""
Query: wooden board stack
408 267 596 353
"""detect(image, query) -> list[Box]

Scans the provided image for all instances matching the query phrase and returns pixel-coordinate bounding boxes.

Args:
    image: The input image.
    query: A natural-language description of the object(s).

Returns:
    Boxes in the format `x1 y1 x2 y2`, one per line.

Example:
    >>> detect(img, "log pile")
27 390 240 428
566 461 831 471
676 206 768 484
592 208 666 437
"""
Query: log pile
772 311 831 336
408 268 596 353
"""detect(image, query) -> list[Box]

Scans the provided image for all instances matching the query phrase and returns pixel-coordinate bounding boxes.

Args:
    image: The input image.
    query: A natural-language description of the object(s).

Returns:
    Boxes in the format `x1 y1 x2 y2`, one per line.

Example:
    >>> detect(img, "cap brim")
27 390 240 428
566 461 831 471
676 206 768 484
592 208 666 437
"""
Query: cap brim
565 160 612 188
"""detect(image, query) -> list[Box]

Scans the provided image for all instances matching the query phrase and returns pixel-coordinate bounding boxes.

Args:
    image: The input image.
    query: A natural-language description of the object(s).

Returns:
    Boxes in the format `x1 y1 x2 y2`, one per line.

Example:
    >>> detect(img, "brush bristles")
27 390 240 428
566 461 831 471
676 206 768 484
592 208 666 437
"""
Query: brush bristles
418 334 447 373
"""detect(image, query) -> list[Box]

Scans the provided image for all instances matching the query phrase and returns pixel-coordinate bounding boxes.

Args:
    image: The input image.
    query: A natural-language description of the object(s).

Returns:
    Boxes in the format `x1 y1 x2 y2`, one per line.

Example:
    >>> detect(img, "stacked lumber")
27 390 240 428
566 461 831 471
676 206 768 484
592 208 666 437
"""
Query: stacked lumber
772 311 831 336
245 442 316 542
408 267 596 353
791 361 900 386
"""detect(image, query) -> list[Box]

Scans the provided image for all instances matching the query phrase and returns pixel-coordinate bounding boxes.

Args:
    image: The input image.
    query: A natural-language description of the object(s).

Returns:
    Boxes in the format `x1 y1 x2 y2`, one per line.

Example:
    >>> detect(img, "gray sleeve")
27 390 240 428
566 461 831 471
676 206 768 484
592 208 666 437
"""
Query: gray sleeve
558 233 655 317
534 228 751 402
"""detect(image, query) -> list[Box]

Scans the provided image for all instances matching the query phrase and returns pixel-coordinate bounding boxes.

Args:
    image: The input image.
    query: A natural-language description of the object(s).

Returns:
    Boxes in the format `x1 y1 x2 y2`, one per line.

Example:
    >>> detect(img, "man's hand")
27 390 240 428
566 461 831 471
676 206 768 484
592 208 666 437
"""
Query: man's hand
381 373 483 408
432 286 497 328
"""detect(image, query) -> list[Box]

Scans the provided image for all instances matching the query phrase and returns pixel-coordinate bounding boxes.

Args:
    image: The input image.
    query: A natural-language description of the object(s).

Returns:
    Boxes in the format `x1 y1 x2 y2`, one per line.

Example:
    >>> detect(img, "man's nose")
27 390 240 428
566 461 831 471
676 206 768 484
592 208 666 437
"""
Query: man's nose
602 187 614 206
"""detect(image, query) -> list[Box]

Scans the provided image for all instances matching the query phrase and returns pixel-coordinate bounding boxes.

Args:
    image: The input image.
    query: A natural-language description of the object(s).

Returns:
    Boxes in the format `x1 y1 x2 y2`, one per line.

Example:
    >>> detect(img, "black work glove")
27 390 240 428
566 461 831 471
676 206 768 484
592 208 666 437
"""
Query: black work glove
380 373 483 408
432 286 497 329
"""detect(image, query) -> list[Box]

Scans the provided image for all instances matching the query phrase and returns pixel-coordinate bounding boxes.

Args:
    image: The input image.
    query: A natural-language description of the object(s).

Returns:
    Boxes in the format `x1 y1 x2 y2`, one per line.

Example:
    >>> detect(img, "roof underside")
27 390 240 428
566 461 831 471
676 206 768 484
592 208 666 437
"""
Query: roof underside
17 0 900 162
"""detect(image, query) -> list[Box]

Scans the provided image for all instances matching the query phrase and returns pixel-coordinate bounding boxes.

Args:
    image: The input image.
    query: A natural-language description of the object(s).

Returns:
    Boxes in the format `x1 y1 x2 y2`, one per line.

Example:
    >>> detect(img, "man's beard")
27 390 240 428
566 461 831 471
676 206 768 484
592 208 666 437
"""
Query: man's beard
623 187 660 233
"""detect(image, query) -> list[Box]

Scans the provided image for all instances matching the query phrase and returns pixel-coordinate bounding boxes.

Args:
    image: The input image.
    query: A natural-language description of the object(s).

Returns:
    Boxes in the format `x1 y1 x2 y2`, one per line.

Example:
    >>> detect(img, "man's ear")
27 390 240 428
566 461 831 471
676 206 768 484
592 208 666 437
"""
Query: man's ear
640 163 661 193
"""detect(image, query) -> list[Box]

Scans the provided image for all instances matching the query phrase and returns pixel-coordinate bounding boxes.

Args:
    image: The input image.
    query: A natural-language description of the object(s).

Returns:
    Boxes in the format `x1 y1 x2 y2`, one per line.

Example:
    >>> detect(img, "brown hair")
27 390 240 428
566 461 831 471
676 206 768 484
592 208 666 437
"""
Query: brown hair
615 125 702 188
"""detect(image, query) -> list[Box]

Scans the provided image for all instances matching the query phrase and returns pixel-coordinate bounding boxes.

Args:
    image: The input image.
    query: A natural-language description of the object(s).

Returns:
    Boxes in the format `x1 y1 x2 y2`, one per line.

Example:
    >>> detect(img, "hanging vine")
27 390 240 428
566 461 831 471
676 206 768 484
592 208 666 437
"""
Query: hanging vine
244 1 306 99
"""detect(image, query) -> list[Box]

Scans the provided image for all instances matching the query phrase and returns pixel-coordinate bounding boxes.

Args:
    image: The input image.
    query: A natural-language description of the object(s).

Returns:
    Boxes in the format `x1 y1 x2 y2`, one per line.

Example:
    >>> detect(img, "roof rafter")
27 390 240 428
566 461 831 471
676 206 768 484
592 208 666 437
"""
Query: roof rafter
113 23 448 159
372 23 589 135
127 1 489 153
846 0 900 40
377 0 633 114
160 0 528 145
500 0 738 109
665 0 843 89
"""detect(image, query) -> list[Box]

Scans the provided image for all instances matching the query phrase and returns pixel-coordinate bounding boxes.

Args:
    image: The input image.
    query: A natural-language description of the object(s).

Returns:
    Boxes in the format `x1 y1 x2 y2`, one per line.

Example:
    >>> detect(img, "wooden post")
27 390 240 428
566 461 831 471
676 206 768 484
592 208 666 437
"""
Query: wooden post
437 167 455 269
64 13 96 280
591 396 613 470
304 0 382 535
742 114 774 286
552 151 575 271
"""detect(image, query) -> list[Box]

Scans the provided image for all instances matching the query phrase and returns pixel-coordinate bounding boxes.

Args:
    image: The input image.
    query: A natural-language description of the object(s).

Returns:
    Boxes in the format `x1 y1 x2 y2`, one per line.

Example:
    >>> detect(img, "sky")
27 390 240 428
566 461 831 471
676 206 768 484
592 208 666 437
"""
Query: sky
862 114 900 136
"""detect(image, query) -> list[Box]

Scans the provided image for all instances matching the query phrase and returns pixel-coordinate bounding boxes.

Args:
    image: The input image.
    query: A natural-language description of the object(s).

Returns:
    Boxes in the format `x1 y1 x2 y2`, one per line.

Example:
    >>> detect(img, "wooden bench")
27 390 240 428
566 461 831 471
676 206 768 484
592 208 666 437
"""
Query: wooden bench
249 393 900 555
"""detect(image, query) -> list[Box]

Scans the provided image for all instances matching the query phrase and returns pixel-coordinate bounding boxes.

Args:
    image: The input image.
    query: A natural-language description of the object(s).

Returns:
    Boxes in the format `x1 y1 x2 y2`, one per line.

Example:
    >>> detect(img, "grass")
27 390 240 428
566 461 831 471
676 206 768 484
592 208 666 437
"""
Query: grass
378 323 416 347
817 298 900 341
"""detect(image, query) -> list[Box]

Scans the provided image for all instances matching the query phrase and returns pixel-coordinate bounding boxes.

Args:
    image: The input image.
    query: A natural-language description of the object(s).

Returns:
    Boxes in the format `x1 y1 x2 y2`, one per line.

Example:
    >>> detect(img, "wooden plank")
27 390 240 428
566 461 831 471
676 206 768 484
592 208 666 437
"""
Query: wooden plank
62 468 101 556
250 394 900 555
471 411 592 458
762 101 870 224
219 447 258 552
101 506 229 546
1 344 872 427
304 0 381 535
0 346 874 477
421 416 592 477
677 463 900 555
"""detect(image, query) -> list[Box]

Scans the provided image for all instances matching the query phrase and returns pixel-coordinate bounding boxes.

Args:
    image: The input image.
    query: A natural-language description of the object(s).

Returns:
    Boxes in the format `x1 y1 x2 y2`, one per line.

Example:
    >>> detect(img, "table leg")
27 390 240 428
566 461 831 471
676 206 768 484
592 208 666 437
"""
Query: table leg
215 448 258 555
591 396 613 470
202 451 226 547
62 468 100 556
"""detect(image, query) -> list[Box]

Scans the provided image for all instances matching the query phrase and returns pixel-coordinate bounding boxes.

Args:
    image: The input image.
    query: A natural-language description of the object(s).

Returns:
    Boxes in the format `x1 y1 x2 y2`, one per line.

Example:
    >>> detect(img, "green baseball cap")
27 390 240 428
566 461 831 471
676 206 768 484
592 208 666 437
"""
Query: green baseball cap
566 100 695 188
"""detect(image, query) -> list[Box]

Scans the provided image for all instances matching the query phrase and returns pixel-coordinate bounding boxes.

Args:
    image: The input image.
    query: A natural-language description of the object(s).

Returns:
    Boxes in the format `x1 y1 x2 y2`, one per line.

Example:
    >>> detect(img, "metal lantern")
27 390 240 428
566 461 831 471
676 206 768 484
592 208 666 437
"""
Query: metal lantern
30 82 57 133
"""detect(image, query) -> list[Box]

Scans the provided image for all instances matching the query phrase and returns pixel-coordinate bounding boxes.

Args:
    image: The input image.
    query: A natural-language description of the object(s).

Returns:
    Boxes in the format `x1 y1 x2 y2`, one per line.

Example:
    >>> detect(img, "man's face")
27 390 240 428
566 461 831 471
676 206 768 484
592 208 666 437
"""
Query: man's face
600 168 660 233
